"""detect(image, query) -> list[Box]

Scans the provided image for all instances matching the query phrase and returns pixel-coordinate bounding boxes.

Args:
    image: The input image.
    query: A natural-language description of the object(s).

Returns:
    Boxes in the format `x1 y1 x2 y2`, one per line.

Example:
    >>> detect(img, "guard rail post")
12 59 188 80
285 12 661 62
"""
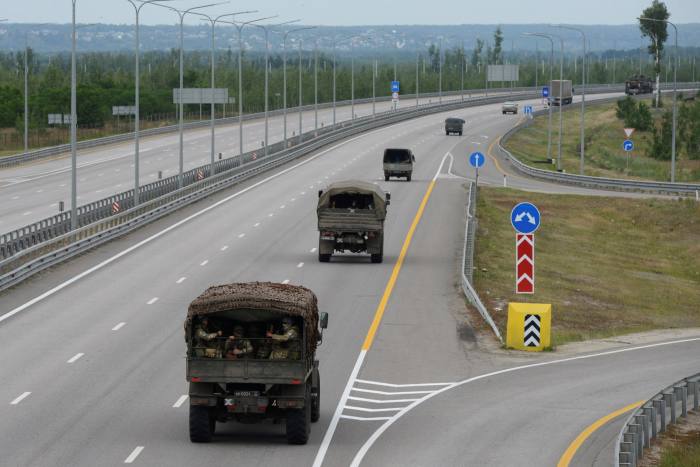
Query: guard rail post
656 398 666 433
634 413 649 448
666 391 677 424
622 432 637 467
691 379 700 410
643 405 656 440
676 385 687 417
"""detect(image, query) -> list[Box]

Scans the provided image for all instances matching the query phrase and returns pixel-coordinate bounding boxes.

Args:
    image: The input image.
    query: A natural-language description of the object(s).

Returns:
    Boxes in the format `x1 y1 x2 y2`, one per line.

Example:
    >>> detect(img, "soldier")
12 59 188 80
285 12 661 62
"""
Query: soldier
267 317 301 360
194 317 223 358
224 325 254 359
248 323 271 359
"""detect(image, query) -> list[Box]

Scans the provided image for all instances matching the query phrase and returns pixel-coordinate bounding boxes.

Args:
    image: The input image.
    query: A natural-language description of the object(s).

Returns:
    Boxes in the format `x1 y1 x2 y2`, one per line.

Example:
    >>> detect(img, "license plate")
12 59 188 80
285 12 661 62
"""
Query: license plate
233 390 260 397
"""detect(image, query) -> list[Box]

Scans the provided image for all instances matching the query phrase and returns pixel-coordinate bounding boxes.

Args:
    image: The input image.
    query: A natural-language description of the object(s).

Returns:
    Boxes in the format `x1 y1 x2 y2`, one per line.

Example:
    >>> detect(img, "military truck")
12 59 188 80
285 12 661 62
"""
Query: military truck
444 117 465 136
383 148 415 181
185 282 328 445
317 180 390 263
549 80 573 106
625 75 653 95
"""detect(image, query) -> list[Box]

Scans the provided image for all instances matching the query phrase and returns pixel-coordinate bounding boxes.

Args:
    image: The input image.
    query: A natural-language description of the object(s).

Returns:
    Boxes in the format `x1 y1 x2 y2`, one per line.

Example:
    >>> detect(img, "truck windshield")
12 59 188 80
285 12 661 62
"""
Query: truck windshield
383 149 411 163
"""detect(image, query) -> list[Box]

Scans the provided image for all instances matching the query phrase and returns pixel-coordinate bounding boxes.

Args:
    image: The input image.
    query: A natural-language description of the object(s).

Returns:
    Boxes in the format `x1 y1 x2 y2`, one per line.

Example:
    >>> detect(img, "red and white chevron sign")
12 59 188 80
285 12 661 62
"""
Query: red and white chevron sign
516 233 535 294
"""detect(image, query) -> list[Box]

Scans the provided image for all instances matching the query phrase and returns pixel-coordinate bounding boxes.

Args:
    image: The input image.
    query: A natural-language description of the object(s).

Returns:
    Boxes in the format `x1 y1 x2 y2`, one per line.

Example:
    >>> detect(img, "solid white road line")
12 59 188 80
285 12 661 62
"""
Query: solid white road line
147 297 159 305
176 277 187 284
67 353 84 364
124 446 144 464
200 260 209 266
10 392 31 405
112 322 126 331
172 395 188 408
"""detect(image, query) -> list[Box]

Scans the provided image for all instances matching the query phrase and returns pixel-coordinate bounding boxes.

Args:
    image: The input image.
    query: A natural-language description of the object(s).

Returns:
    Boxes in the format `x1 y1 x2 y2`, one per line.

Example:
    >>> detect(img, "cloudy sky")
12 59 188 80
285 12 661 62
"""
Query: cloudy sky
2 0 699 25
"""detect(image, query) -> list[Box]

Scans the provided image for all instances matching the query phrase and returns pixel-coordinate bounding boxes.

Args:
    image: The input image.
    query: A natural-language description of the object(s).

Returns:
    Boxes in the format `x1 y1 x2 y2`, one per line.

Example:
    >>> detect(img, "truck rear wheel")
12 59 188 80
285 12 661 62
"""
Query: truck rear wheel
406 174 411 182
311 370 321 423
319 252 331 262
286 393 311 444
189 406 213 443
384 174 389 181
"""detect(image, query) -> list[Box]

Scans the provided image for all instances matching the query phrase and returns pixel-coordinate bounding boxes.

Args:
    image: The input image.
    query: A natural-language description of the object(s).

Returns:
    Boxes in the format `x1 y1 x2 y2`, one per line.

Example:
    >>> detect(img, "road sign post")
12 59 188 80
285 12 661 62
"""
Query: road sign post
524 105 533 119
623 139 634 171
511 202 541 294
469 151 485 197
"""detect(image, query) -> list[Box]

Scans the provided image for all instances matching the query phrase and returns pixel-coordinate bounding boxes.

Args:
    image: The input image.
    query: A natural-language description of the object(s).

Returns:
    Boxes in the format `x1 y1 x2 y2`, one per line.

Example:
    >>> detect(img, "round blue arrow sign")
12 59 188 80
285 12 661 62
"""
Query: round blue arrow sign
469 151 485 168
623 139 634 152
511 202 541 234
542 86 549 97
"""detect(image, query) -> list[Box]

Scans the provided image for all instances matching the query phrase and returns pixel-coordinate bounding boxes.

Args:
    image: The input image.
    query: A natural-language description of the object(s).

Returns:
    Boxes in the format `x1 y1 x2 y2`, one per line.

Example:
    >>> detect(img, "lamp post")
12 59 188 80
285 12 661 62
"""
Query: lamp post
438 37 443 103
331 34 363 127
555 25 587 175
314 39 319 130
154 2 223 188
639 17 678 183
281 25 314 149
252 20 299 156
523 33 555 164
70 2 77 228
416 52 419 107
192 10 256 176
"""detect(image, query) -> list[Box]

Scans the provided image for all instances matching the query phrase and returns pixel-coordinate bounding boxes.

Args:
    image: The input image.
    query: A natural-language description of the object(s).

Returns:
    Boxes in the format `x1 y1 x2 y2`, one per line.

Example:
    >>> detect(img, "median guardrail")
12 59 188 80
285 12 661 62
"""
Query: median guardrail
0 88 549 292
615 372 700 467
498 83 700 197
461 182 503 343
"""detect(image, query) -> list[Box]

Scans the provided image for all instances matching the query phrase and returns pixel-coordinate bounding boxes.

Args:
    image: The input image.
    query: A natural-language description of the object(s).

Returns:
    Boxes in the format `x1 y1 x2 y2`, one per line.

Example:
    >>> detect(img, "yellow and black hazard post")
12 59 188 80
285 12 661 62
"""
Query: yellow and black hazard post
506 303 552 351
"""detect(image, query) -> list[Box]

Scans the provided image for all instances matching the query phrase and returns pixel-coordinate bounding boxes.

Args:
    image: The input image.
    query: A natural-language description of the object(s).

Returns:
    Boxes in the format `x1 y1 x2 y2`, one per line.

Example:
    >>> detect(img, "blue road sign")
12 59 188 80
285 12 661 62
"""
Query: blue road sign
542 86 549 98
391 81 400 93
623 139 634 152
524 105 533 115
511 202 541 234
469 151 485 168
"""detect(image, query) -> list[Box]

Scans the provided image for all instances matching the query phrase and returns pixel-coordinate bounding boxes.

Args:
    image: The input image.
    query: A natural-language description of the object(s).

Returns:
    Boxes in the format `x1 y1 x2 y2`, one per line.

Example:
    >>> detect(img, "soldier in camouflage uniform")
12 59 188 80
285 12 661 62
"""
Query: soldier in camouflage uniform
224 325 254 359
194 317 223 358
248 323 271 359
267 317 301 360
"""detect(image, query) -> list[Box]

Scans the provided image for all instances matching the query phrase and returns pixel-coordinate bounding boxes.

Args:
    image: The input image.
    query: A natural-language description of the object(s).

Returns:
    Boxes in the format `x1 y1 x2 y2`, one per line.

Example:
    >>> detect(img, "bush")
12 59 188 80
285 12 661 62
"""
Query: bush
616 96 653 132
647 110 673 160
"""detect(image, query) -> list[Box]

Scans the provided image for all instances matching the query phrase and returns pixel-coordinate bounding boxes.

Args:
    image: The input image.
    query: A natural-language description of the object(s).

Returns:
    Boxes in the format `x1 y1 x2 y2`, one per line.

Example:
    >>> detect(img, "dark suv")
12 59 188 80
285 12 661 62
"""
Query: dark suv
445 118 465 136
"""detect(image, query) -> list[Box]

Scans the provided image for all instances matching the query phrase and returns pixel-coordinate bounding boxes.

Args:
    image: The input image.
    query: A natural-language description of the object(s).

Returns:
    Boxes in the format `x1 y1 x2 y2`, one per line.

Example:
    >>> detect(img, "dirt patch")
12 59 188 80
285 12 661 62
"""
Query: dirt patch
639 409 700 467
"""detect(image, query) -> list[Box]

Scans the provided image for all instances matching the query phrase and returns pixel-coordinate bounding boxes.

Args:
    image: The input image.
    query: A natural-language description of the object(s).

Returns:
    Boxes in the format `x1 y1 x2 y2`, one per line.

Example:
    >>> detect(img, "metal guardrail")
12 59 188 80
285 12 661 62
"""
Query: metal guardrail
0 89 543 291
460 182 503 343
499 83 700 197
615 372 700 467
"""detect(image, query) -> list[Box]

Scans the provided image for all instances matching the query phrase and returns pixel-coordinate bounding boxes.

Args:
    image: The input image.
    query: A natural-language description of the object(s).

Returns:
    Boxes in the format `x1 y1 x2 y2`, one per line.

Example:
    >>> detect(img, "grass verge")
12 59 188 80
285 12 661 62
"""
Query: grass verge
473 187 700 346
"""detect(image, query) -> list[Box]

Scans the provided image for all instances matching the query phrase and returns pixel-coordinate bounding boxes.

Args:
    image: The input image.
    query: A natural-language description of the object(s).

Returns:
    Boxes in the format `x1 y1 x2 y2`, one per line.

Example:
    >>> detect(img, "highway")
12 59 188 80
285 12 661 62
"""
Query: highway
1 91 698 467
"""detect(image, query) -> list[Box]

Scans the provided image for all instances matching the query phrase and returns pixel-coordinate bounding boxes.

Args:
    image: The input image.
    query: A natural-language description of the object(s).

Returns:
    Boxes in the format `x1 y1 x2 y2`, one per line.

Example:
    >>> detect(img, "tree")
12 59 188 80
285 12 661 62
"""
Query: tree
639 0 670 108
490 27 504 64
471 38 484 68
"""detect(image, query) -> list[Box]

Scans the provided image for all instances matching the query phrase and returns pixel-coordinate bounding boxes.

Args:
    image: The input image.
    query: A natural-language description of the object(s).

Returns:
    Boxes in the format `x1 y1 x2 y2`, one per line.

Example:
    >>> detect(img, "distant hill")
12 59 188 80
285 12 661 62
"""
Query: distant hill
1 23 699 54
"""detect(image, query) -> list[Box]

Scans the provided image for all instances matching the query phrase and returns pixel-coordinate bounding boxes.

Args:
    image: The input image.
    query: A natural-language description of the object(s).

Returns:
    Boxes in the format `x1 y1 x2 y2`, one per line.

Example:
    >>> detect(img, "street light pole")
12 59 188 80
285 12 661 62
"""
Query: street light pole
555 25 587 175
639 17 678 182
524 33 554 164
70 2 78 229
314 40 318 131
298 38 303 139
416 52 419 107
438 37 443 103
24 35 29 155
281 25 312 149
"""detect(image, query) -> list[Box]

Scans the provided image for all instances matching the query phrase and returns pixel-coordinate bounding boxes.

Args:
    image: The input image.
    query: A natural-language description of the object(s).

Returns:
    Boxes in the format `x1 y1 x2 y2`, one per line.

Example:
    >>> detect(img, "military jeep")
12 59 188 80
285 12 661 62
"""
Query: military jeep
317 180 390 263
185 282 328 445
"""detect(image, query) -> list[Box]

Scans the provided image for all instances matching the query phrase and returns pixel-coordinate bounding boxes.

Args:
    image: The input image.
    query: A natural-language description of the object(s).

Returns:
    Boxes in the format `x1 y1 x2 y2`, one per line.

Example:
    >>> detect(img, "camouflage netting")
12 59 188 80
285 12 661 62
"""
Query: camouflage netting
317 180 388 220
185 282 320 357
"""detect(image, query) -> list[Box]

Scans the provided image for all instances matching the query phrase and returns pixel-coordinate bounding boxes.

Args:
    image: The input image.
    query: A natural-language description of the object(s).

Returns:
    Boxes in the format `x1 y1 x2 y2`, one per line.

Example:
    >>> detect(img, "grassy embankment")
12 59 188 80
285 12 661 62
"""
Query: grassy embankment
504 99 700 182
473 187 700 346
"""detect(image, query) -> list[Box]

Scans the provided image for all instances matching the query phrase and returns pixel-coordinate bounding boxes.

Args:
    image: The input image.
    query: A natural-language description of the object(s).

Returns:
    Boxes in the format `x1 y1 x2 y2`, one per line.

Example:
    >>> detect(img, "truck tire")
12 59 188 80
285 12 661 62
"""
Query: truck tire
286 392 311 444
319 252 331 262
189 406 213 443
311 371 321 423
370 237 383 263
384 174 389 181
406 174 411 182
459 131 463 136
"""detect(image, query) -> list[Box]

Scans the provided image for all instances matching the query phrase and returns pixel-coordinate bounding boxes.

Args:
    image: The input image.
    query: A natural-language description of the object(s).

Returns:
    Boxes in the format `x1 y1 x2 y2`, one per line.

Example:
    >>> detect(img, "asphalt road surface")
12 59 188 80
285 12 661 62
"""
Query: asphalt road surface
1 91 697 467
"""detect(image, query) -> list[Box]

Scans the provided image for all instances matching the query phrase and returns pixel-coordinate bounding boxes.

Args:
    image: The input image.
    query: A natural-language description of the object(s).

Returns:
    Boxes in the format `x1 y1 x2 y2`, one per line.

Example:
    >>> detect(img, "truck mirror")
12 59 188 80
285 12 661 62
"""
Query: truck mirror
385 192 391 205
320 312 329 329
318 190 323 198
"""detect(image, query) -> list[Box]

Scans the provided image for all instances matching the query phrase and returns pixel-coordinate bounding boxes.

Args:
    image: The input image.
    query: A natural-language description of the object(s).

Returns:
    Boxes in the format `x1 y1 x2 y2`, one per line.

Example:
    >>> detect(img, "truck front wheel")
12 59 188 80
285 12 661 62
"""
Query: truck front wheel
189 406 213 443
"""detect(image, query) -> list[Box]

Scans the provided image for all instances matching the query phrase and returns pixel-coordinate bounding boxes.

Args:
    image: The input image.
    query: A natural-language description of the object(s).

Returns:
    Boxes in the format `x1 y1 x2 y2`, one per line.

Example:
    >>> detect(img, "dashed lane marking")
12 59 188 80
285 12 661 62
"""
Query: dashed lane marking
220 245 229 251
10 392 31 405
238 233 245 238
297 262 304 268
147 297 159 305
124 446 144 464
176 277 187 284
112 322 126 331
200 260 209 266
310 248 317 253
172 395 188 408
67 353 84 364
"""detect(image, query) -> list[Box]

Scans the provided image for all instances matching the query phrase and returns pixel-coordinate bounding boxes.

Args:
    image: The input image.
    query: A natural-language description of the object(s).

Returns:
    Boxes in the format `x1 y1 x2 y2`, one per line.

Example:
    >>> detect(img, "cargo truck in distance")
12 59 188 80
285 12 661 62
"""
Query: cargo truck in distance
317 180 390 263
185 282 328 445
625 75 653 95
549 80 573 106
383 148 415 181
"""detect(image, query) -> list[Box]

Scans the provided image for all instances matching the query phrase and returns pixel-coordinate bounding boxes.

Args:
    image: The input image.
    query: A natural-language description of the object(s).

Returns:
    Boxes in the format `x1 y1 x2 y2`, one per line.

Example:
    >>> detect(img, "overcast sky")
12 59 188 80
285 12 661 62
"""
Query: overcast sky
2 0 699 25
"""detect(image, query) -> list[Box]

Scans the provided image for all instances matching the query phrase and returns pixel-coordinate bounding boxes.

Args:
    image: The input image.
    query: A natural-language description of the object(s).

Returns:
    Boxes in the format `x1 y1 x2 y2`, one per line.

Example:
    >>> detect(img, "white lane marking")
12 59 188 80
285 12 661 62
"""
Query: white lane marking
200 260 209 266
349 336 700 466
301 191 307 195
147 297 159 305
355 378 455 388
238 233 245 238
96 189 104 194
124 446 144 464
36 189 43 193
290 198 296 202
112 322 126 331
280 205 286 209
0 119 415 325
220 245 229 251
351 387 433 396
344 406 403 413
254 222 260 227
60 184 66 187
313 350 367 467
172 395 188 408
98 173 104 177
340 415 392 421
67 353 84 364
310 248 317 253
297 262 304 268
12 196 19 200
176 277 187 284
347 395 419 404
10 392 31 405
268 213 274 217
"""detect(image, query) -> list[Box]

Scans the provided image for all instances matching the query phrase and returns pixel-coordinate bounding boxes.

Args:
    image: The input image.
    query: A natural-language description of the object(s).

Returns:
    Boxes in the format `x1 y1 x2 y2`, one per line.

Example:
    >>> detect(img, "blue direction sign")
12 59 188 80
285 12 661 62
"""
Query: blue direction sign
391 81 400 93
623 139 634 152
542 86 549 98
469 151 485 168
524 105 533 115
511 202 541 234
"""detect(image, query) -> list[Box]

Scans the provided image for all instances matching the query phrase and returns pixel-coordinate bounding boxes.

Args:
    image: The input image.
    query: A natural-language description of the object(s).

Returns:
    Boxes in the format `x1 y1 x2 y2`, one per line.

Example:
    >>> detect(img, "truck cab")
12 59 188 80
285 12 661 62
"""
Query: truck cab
383 148 415 181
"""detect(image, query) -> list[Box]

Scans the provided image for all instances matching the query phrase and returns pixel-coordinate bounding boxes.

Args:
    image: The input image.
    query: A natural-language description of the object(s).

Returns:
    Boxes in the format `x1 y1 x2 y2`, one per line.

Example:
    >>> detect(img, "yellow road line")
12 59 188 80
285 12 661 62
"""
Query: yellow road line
485 136 506 175
557 400 645 467
361 179 436 351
